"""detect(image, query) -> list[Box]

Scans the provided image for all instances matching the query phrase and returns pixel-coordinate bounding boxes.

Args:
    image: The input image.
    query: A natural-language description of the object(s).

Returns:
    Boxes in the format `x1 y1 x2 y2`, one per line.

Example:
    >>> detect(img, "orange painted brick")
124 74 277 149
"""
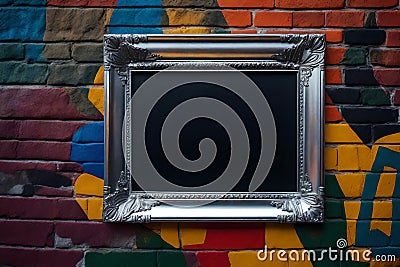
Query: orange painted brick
387 30 400 47
222 10 252 27
377 10 400 27
347 0 398 7
374 68 400 86
326 106 343 122
276 0 344 9
326 47 346 65
231 29 257 34
325 68 342 85
254 11 293 27
326 11 364 28
325 147 338 170
371 49 400 67
218 0 274 8
264 29 343 43
325 124 363 143
338 145 359 171
293 12 325 27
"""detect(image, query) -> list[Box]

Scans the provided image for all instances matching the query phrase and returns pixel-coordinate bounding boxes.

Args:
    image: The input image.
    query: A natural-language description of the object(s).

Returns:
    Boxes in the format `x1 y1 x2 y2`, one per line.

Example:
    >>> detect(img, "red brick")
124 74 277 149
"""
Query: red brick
326 11 364 27
276 0 344 9
47 0 117 6
264 29 342 43
387 30 400 47
254 11 293 27
197 251 230 267
55 221 141 248
16 141 71 161
56 162 83 172
218 0 274 8
374 68 400 86
326 93 334 104
326 106 343 122
0 140 17 159
377 10 400 27
0 160 57 174
222 10 252 27
0 88 102 120
371 49 400 67
394 90 400 105
231 29 257 34
0 120 19 138
347 0 398 7
326 68 342 85
0 197 87 220
0 247 83 267
293 12 325 27
0 220 53 247
326 47 346 65
35 186 74 197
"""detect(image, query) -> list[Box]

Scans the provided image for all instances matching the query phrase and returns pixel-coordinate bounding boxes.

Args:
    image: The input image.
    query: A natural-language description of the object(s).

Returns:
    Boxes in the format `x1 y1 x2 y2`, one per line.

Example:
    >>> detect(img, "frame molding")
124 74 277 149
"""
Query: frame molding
103 34 325 223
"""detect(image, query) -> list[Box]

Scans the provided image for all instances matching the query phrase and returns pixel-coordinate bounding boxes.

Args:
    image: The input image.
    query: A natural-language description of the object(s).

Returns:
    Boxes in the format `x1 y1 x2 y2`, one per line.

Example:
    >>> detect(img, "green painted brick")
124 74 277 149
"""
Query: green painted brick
157 251 187 267
360 89 391 106
0 43 24 60
342 48 367 65
136 227 175 249
85 251 157 267
47 64 100 85
0 62 48 84
325 199 345 218
65 88 102 117
325 174 345 198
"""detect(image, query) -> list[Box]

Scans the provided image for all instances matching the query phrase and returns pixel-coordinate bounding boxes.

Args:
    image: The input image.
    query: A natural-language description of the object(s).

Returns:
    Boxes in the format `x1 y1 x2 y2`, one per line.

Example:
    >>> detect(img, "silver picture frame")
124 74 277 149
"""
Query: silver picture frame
103 34 325 223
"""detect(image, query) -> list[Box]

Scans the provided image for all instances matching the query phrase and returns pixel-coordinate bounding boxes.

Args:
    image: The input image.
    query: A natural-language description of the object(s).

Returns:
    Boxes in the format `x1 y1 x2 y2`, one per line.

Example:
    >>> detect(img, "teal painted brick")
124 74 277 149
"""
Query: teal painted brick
85 251 157 267
13 0 46 5
0 43 24 59
360 89 391 106
342 48 367 65
325 199 345 218
157 251 187 267
110 8 164 26
108 27 162 34
25 44 46 62
0 62 48 84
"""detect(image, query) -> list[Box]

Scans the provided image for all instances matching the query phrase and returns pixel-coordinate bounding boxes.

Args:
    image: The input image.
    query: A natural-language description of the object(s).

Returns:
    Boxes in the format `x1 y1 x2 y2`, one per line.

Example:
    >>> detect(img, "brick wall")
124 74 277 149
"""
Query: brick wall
0 0 399 266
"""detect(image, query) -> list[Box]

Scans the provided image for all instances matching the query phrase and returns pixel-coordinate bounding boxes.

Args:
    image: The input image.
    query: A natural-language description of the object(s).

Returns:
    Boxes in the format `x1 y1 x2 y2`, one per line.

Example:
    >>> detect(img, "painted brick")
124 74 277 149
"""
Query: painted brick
325 68 342 85
218 0 274 8
166 9 229 27
325 124 368 143
0 247 83 267
371 49 400 67
326 11 364 27
377 10 400 27
231 29 257 34
293 12 325 28
0 8 45 41
65 87 103 118
48 0 118 6
360 89 391 106
338 145 359 171
264 29 343 43
35 186 74 197
276 0 344 9
325 106 343 122
0 160 57 174
326 88 361 104
25 44 46 62
222 10 252 27
347 0 398 7
254 11 293 27
342 48 367 65
325 147 338 170
0 62 48 84
345 68 379 85
197 251 230 267
48 64 101 85
13 0 46 5
57 162 83 172
70 143 104 162
0 88 100 120
109 8 164 26
341 107 398 123
394 90 400 105
83 162 104 178
0 197 87 220
326 47 346 65
387 30 400 47
42 43 71 59
374 68 400 86
344 29 386 45
72 122 104 143
44 8 106 41
15 141 71 161
373 124 400 142
0 140 17 158
365 11 377 28
85 252 157 267
72 43 103 62
108 26 163 34
0 220 53 247
157 251 188 267
0 43 24 59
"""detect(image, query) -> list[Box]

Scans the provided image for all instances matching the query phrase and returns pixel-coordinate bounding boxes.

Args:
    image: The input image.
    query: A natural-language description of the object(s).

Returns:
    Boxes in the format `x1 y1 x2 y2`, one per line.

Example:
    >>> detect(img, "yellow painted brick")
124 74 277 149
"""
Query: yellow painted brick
288 258 313 267
163 27 211 34
325 124 363 144
75 198 88 217
346 220 357 246
265 223 303 249
88 87 104 115
344 201 361 220
228 251 288 267
336 173 365 198
375 132 400 144
372 201 392 219
370 259 400 267
180 223 207 247
325 147 337 170
338 145 359 171
160 222 180 248
87 197 103 221
376 173 396 197
74 173 104 197
94 66 104 85
370 220 392 236
357 145 373 171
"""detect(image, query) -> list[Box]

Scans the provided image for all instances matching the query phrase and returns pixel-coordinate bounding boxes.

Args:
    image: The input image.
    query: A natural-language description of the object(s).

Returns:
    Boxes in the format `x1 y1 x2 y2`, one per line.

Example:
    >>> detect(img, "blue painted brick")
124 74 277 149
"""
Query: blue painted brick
117 0 162 6
109 8 163 26
371 247 400 258
0 8 45 41
25 44 46 62
70 143 104 162
108 27 162 34
356 221 390 246
13 0 46 5
0 0 12 5
83 163 104 179
389 221 400 246
72 122 104 143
